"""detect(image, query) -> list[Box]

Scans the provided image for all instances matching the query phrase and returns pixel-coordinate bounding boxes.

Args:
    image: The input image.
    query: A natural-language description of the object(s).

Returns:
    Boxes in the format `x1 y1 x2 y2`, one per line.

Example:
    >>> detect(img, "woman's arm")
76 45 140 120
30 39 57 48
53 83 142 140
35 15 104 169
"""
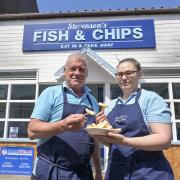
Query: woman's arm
95 123 172 151
122 123 172 151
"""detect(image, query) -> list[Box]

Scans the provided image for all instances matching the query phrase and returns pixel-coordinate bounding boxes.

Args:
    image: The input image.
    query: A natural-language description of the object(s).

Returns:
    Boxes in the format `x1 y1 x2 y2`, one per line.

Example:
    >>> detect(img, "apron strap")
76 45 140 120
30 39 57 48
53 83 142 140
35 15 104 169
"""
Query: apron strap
39 156 89 172
62 86 94 111
115 88 141 105
135 88 141 103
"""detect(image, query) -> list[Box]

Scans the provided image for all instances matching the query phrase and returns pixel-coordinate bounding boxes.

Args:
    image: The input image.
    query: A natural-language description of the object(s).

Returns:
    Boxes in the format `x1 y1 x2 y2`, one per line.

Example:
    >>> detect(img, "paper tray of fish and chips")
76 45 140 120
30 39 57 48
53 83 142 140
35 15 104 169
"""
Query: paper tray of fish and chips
85 120 121 136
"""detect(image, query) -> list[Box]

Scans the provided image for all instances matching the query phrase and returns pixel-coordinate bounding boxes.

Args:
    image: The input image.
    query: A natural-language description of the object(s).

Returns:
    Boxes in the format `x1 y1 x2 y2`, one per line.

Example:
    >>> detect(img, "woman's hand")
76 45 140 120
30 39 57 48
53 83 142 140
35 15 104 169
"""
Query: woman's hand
94 132 125 145
95 123 172 151
95 111 107 124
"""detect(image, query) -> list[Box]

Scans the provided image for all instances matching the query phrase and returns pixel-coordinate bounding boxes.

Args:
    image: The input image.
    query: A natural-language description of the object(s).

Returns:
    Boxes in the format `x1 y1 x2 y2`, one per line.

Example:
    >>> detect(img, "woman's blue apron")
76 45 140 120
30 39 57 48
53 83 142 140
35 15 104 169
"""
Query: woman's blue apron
35 88 95 180
105 89 174 180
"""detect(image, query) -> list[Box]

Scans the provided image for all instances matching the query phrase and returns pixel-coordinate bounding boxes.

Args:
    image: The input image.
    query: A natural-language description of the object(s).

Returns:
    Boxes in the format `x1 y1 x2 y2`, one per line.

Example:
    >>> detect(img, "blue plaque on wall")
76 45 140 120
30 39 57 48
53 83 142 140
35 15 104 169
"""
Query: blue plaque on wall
0 146 34 176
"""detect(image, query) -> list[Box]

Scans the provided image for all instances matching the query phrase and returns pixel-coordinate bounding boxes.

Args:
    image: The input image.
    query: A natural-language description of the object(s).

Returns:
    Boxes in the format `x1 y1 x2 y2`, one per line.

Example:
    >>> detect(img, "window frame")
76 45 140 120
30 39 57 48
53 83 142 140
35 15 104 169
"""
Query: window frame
140 78 180 143
0 80 38 141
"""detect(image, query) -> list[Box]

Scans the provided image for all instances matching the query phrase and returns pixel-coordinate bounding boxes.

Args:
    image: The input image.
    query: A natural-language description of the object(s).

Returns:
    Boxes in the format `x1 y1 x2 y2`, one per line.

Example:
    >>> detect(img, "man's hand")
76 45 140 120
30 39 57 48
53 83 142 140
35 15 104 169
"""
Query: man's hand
63 114 86 131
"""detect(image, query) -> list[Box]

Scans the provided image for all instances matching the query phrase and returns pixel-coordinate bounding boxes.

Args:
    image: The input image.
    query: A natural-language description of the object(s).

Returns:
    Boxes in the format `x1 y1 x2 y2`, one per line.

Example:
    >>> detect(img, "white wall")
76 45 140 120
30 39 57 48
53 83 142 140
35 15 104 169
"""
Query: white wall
0 14 180 82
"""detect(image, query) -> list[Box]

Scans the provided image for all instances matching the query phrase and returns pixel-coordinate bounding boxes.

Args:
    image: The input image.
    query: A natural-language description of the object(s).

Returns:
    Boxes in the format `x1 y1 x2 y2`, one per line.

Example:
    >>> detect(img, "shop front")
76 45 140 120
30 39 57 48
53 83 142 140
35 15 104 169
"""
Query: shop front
0 8 180 178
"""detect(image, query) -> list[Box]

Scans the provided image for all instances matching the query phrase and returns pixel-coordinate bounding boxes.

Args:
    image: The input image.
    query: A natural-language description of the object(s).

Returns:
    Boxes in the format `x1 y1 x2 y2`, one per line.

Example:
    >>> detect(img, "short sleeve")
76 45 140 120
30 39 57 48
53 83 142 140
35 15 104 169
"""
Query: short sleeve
145 91 171 123
30 87 53 121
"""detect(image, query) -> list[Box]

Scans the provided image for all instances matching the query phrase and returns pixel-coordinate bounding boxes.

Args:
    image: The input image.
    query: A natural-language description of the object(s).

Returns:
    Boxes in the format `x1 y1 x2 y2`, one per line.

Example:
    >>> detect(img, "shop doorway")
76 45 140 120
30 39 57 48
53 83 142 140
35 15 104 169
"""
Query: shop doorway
86 84 104 103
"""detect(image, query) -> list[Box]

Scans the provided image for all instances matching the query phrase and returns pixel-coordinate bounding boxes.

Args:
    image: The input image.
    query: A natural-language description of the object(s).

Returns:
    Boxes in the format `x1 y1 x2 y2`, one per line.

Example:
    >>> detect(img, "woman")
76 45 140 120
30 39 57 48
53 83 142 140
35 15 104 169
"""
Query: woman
95 58 174 180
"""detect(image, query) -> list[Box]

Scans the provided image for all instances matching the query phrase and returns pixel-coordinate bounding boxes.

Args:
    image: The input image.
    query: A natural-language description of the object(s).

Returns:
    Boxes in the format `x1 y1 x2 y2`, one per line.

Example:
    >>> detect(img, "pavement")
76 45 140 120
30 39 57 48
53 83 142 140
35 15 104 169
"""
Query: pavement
0 175 31 180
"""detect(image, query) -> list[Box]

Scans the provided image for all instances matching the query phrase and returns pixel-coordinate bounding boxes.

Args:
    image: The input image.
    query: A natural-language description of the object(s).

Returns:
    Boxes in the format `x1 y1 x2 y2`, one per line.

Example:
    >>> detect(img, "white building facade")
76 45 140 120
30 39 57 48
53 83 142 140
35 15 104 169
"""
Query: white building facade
0 8 180 173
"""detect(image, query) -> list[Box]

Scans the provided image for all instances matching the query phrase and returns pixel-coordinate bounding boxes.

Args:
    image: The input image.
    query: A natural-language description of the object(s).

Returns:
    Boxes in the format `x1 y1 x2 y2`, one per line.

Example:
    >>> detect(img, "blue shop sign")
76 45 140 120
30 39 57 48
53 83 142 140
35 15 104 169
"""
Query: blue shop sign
23 19 156 51
0 146 34 176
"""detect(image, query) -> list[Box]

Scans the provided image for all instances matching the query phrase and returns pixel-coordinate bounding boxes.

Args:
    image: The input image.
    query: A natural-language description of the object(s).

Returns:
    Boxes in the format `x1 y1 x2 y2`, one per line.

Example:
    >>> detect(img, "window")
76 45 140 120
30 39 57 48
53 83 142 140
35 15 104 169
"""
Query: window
0 83 36 139
110 84 122 100
1 76 180 143
141 83 169 99
86 84 104 102
39 83 58 95
0 81 59 140
177 123 180 141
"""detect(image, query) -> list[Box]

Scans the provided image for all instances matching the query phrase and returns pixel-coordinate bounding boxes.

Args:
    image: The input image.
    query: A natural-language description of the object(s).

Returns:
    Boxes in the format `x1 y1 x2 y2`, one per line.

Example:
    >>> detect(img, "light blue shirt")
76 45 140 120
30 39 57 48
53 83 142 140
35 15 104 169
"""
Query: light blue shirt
105 89 171 128
31 81 99 122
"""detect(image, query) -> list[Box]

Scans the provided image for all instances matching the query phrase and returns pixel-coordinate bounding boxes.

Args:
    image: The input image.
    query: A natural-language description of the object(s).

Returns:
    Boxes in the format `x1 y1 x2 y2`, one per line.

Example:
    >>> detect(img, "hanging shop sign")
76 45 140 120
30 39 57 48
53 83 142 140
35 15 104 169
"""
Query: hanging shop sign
23 19 156 51
0 146 34 176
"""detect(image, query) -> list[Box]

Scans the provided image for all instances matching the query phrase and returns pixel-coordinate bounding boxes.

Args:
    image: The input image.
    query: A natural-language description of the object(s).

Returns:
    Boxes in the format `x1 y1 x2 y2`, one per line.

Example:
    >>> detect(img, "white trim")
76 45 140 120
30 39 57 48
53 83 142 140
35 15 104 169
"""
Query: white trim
104 81 111 172
54 47 116 81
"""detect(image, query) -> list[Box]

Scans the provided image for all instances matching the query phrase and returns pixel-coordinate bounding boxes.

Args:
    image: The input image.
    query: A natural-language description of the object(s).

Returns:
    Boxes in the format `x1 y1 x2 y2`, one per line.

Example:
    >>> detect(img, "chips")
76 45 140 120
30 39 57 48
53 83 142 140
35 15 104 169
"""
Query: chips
85 102 108 115
86 102 111 129
87 120 112 129
98 102 108 110
85 108 96 115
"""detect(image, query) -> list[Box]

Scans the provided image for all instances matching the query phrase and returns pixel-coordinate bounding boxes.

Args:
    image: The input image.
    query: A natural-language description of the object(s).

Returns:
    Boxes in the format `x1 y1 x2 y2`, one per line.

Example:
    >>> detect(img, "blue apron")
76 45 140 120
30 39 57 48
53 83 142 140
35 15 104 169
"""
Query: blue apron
35 88 95 180
105 89 174 180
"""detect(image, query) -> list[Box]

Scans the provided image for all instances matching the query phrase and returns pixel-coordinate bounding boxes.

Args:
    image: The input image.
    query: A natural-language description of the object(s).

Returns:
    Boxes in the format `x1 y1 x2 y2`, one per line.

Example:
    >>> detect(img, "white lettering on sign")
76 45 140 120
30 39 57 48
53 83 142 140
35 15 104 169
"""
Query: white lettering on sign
33 30 69 43
121 28 131 39
100 43 113 47
92 27 143 41
32 27 143 44
48 31 57 42
33 31 42 42
133 28 143 39
67 22 107 29
92 29 103 40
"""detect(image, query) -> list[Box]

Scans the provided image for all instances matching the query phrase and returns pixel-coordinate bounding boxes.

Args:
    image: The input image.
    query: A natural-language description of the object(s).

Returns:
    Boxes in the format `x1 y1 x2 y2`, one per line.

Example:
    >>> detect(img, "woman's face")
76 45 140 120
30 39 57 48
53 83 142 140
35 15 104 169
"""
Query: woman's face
116 62 142 93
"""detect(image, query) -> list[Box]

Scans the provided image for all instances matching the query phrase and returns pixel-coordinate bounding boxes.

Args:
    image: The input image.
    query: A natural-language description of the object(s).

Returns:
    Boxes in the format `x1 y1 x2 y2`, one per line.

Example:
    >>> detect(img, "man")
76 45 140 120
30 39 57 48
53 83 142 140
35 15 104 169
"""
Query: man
28 53 103 180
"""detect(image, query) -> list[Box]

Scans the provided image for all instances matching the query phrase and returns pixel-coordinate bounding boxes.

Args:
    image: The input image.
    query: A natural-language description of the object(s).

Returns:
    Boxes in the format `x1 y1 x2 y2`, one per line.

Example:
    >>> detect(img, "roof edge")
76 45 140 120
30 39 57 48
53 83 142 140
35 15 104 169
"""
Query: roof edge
0 7 180 21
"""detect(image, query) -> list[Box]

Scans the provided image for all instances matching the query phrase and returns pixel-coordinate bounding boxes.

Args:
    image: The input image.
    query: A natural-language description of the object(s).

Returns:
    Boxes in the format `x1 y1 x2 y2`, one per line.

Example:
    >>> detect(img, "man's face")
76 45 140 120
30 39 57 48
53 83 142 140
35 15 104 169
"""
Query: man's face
64 57 87 91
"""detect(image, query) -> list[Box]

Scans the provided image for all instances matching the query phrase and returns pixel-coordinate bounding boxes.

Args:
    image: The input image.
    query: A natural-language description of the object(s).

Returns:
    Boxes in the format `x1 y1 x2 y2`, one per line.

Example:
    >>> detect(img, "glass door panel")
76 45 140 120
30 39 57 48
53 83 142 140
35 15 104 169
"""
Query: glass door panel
86 84 105 171
86 84 104 102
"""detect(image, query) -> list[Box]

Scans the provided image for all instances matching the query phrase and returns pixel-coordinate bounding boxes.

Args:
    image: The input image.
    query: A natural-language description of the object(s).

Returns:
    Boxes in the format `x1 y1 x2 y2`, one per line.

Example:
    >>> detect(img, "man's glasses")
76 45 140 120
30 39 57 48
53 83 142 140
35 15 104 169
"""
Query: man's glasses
115 70 138 78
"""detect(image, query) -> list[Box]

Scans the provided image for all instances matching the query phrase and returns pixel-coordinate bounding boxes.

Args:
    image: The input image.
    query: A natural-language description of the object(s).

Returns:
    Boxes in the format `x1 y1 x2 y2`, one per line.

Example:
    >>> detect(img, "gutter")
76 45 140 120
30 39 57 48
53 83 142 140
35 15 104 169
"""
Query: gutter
0 7 180 21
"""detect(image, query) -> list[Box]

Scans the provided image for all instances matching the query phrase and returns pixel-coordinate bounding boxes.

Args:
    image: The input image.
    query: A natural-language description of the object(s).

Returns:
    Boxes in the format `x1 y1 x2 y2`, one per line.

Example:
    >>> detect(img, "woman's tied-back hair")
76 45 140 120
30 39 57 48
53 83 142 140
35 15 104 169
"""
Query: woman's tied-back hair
117 58 141 71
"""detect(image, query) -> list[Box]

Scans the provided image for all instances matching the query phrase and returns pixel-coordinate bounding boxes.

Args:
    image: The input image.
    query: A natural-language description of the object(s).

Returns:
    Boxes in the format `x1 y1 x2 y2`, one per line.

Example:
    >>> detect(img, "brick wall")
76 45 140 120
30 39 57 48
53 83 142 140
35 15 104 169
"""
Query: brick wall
164 145 180 179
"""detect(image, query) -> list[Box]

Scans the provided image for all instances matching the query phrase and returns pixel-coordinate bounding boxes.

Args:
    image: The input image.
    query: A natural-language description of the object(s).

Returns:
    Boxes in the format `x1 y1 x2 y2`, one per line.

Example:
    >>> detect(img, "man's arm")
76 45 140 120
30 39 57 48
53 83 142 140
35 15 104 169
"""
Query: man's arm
28 114 86 139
